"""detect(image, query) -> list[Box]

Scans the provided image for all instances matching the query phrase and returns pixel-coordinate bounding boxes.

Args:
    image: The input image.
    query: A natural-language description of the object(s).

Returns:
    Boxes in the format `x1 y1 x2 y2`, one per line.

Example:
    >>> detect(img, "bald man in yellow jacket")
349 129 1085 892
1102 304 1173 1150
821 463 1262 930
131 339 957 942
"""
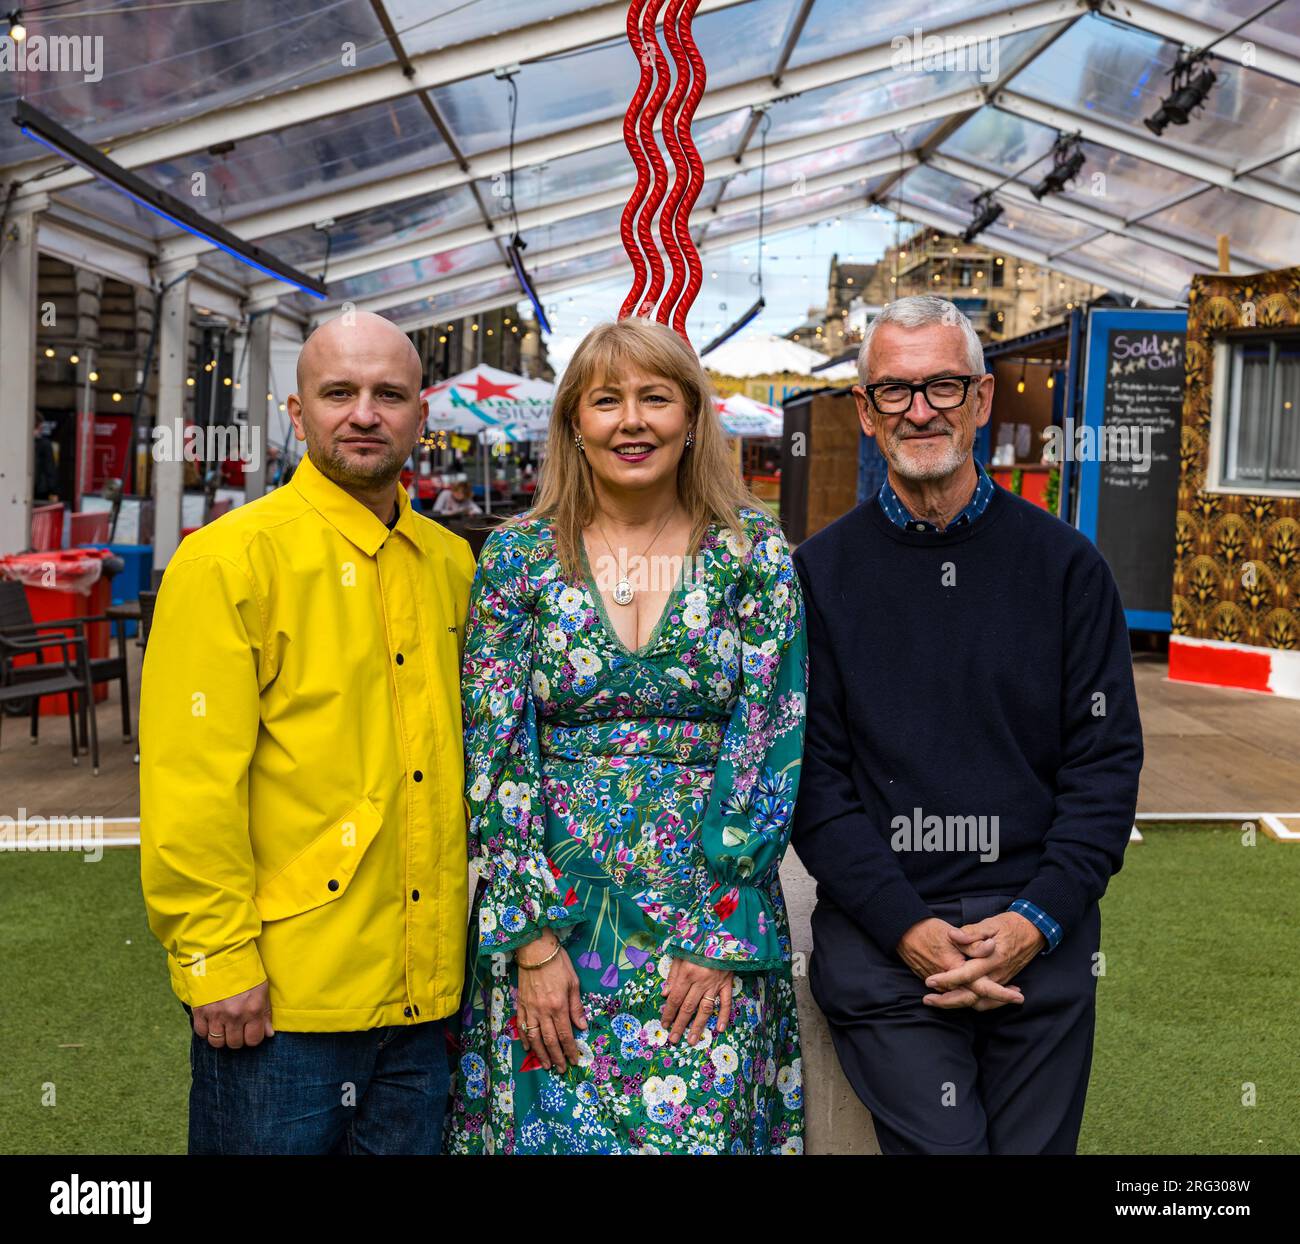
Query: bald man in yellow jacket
140 312 476 1155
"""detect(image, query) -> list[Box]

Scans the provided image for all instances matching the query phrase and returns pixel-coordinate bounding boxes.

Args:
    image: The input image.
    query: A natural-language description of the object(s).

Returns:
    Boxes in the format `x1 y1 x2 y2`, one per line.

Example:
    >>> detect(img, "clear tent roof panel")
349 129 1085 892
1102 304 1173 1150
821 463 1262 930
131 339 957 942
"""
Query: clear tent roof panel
514 204 626 256
534 246 628 287
1011 13 1300 171
382 272 520 326
195 249 261 289
382 0 605 56
940 107 1207 218
131 95 451 221
263 185 484 270
429 0 798 160
701 183 867 244
328 237 506 305
719 122 939 203
0 0 390 170
897 164 1101 253
341 203 630 309
761 31 1047 144
1137 0 1300 63
54 176 172 240
489 109 755 217
787 0 1019 71
1255 147 1300 190
1067 231 1193 301
1141 187 1299 272
11 1 1299 329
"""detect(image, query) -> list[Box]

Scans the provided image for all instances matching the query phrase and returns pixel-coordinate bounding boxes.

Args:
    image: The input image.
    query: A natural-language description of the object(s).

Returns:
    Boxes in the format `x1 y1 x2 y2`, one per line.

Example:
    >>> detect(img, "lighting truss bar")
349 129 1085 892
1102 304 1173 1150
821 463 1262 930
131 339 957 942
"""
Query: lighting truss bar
12 102 327 299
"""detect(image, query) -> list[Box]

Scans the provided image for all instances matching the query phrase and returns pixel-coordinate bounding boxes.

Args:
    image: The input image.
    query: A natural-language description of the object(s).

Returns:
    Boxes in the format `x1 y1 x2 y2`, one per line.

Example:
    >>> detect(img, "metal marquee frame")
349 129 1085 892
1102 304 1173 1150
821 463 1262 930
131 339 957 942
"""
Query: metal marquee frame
2 0 1298 555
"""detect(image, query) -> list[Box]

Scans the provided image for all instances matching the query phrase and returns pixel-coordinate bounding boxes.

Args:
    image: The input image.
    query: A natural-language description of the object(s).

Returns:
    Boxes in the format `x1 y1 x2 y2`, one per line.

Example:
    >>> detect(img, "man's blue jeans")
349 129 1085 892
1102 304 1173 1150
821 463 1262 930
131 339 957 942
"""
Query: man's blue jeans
187 1019 451 1155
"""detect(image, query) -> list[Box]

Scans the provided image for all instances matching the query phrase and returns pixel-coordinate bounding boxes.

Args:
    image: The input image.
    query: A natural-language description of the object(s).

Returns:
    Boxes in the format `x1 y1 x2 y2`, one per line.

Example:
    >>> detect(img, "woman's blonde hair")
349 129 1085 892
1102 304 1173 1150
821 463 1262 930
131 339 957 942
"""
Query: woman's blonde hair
527 318 761 579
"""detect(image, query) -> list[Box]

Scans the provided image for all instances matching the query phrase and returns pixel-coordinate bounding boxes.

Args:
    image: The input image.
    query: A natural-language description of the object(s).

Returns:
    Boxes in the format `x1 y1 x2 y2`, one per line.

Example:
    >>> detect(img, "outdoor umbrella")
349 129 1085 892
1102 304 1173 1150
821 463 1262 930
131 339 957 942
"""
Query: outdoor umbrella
713 393 784 438
421 366 555 513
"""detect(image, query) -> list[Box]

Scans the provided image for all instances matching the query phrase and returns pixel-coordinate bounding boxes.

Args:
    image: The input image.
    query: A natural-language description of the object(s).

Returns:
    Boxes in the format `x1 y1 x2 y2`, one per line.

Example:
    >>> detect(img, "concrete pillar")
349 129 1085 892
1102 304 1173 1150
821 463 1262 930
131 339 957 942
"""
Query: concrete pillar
243 308 272 502
779 852 881 1154
0 207 42 554
153 265 193 567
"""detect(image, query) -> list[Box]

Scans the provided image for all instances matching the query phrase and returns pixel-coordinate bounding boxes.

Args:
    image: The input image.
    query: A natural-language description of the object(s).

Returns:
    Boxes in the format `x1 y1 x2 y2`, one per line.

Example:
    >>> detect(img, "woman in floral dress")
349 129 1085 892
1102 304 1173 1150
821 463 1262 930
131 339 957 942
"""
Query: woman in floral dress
444 318 806 1155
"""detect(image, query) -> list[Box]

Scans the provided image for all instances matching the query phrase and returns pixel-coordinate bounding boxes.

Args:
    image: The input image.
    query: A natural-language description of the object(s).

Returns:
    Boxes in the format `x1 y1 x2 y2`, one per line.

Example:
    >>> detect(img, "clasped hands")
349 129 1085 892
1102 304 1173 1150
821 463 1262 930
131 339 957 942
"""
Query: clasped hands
515 930 731 1072
897 913 1045 1010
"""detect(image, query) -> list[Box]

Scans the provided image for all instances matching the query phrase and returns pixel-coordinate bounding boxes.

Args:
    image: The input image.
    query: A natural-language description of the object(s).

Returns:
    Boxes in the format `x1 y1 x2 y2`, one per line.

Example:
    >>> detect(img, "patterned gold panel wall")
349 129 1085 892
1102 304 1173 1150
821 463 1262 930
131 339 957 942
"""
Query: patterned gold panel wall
1174 268 1300 651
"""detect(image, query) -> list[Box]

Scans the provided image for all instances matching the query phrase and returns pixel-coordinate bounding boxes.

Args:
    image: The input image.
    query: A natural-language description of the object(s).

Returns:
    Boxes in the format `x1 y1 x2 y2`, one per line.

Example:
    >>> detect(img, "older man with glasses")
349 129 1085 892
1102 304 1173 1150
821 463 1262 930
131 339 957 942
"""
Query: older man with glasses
791 294 1143 1155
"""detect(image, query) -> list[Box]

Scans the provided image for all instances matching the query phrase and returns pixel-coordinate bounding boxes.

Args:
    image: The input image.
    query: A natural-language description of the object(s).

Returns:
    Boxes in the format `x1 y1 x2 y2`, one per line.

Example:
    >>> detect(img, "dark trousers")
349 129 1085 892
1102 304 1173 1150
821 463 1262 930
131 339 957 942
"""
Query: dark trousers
187 1019 450 1155
810 893 1100 1155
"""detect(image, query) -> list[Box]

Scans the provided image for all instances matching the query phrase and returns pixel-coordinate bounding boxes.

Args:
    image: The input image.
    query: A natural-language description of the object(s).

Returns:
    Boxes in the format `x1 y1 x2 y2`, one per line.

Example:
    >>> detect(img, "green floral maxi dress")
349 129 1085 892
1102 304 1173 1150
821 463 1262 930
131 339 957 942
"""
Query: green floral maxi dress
444 507 807 1155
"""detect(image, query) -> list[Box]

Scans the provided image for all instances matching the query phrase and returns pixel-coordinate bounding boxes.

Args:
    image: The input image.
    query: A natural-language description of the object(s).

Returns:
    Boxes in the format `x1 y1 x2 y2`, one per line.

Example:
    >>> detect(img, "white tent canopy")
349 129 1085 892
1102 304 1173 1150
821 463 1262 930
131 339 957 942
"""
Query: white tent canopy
4 2 1299 338
703 332 857 380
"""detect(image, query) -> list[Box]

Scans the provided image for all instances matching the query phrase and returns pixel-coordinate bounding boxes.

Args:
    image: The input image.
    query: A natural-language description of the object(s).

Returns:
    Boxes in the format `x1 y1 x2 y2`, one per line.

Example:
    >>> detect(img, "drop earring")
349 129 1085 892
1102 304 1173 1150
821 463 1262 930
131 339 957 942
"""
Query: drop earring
684 429 695 449
574 432 585 453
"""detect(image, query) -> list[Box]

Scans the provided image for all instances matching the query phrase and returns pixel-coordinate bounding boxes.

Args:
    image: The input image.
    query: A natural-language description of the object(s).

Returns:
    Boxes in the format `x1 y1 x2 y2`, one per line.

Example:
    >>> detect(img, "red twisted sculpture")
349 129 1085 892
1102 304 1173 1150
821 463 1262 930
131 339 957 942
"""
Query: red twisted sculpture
617 0 706 341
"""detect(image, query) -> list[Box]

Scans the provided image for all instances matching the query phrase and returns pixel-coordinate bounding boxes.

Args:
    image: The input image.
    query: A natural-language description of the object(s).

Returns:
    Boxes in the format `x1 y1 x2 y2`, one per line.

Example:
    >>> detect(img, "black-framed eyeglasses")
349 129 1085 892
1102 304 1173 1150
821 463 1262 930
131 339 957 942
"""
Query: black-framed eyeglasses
861 375 983 415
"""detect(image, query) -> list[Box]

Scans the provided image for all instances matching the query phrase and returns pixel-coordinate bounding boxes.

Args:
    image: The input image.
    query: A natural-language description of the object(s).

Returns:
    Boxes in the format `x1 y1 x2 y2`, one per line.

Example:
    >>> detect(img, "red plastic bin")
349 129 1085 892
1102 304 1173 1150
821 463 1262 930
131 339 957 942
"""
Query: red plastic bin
0 549 112 715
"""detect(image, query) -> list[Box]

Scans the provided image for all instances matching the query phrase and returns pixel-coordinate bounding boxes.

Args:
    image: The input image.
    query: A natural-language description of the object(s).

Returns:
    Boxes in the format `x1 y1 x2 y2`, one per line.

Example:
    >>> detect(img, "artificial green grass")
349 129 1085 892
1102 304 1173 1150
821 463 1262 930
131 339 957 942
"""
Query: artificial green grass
1081 823 1300 1155
0 848 188 1155
0 826 1296 1153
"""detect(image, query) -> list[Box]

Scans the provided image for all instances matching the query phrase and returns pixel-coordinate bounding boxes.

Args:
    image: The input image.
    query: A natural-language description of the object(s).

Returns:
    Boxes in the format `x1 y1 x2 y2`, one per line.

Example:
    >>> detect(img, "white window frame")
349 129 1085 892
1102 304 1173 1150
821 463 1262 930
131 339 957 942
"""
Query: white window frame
1205 334 1300 499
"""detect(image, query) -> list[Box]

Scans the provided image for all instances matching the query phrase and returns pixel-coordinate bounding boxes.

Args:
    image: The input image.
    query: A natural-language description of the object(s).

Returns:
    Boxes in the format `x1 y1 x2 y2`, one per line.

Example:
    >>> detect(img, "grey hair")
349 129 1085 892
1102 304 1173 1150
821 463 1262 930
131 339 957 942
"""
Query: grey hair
857 295 986 385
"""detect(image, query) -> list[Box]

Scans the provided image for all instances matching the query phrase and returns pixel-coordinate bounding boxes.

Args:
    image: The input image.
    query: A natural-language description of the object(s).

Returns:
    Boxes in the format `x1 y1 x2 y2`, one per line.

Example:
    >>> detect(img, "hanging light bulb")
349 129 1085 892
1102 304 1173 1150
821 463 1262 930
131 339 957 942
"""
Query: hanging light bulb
8 10 27 41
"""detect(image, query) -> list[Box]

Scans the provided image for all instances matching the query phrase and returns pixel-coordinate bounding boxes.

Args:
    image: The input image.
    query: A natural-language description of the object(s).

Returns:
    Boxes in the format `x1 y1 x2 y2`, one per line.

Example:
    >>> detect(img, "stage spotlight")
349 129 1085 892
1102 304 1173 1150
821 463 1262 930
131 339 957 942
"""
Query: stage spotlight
1031 133 1085 201
962 192 1004 243
1145 53 1217 136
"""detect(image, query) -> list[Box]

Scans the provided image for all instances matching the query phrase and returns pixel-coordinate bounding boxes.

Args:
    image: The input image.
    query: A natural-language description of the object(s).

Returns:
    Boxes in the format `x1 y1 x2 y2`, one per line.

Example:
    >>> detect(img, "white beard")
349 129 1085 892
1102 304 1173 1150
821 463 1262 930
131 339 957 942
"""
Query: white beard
886 431 969 482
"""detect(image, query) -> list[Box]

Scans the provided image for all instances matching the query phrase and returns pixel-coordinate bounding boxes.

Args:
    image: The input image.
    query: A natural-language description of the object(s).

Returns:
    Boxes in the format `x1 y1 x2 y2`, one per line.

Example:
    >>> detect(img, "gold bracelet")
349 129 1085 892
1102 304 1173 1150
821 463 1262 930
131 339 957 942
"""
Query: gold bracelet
515 940 561 971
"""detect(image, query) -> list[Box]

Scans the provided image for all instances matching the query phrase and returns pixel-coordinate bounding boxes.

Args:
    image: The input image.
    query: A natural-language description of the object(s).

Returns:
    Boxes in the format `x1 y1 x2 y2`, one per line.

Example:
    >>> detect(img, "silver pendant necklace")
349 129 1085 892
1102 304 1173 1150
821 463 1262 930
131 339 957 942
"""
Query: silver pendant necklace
595 503 678 607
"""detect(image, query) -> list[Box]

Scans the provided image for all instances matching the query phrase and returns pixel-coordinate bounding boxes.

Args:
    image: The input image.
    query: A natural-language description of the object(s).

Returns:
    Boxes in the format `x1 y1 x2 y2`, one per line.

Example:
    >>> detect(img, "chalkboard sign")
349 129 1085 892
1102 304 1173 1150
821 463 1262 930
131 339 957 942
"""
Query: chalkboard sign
1077 309 1188 631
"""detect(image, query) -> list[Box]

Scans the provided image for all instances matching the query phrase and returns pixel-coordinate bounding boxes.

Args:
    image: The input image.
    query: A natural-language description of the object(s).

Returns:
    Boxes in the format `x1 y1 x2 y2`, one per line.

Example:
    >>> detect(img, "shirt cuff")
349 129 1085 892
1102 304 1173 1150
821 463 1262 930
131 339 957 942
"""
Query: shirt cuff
1008 899 1062 954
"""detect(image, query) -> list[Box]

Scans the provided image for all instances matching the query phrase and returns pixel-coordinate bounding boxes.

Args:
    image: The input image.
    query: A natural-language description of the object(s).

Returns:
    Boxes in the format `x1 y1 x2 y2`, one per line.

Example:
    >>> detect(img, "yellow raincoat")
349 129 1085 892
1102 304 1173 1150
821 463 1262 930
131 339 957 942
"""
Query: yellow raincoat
140 455 476 1031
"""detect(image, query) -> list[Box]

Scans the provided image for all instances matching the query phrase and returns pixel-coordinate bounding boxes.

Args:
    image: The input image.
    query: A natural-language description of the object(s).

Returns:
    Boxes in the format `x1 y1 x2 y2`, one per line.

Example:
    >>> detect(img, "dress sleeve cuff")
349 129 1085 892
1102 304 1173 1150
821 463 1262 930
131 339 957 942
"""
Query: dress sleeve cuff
660 882 789 972
474 848 586 960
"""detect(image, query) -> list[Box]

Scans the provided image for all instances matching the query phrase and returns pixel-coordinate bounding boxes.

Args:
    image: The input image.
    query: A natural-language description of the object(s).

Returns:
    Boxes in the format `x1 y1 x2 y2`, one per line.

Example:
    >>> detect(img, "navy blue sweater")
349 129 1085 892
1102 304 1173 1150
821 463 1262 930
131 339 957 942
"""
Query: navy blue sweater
791 485 1143 953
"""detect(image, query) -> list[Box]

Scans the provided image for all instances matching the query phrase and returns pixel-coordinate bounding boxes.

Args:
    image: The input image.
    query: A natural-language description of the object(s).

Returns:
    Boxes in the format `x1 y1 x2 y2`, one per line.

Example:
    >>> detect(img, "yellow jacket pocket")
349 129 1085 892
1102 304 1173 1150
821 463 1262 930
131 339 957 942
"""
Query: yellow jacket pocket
255 799 383 922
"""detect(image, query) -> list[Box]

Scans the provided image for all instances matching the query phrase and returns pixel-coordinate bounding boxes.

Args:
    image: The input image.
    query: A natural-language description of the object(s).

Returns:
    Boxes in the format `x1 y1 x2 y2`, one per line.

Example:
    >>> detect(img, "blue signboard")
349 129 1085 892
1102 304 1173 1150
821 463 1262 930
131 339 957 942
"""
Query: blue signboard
1076 308 1188 632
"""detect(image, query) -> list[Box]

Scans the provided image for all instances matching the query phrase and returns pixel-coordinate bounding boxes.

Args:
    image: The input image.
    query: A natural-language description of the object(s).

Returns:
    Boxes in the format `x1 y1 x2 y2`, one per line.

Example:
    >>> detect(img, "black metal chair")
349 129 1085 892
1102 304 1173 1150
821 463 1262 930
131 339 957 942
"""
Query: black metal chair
0 579 126 760
0 605 99 771
138 591 158 651
434 514 506 560
132 590 158 765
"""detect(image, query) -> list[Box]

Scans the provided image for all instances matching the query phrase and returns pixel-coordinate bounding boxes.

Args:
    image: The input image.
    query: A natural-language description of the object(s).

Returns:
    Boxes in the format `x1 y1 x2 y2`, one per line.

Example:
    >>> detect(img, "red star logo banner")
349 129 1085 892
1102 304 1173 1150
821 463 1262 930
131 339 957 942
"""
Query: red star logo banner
458 372 519 401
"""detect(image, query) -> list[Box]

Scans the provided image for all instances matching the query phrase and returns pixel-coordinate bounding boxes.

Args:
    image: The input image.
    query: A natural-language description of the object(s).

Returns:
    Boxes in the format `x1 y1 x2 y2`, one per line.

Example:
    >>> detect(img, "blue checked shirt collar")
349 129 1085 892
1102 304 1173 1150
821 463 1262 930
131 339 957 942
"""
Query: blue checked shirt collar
878 460 994 533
